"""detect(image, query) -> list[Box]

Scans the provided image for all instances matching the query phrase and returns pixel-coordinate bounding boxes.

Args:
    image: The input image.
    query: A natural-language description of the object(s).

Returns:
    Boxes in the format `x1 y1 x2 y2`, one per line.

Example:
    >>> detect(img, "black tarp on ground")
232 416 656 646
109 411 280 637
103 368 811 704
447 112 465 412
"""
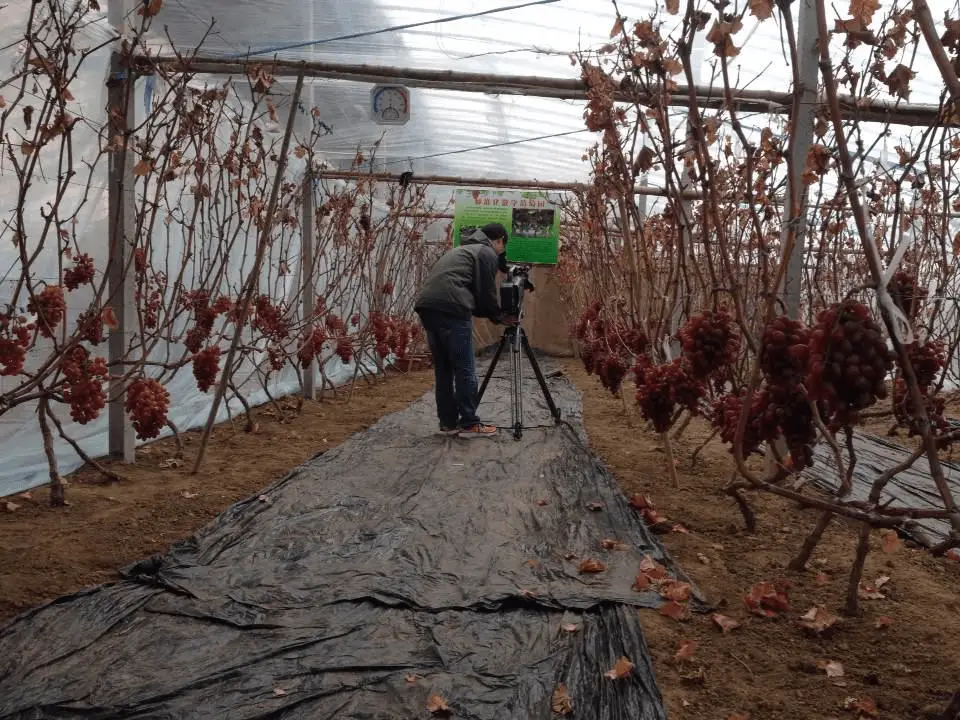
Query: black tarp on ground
0 358 696 719
807 429 960 546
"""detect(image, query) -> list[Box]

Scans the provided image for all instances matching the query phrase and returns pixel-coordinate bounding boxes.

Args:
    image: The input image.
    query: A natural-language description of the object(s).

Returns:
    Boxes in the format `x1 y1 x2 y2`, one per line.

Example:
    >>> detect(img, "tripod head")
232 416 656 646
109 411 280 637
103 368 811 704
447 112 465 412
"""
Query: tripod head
499 264 535 318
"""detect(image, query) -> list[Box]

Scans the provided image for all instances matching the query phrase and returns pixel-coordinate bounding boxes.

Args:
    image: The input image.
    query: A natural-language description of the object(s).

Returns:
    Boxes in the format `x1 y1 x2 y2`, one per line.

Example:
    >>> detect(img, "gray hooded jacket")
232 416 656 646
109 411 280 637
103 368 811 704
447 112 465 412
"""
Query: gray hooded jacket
414 229 502 323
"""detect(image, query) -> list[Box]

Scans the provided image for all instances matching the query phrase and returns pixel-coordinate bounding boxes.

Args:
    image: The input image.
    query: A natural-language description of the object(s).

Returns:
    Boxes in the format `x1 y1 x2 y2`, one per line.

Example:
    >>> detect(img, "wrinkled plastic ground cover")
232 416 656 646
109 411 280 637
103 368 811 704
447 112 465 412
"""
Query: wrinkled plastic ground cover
0 359 698 719
807 428 960 547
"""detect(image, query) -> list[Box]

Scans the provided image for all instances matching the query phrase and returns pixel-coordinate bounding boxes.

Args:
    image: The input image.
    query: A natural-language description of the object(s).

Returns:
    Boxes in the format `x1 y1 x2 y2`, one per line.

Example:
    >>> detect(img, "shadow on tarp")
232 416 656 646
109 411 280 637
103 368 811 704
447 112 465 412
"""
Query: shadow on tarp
0 359 701 719
807 428 960 547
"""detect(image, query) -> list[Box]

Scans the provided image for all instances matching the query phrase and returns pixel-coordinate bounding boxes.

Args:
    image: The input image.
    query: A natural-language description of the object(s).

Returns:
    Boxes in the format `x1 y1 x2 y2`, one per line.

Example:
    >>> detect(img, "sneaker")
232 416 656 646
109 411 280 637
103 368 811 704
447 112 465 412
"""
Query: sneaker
438 425 459 436
458 423 498 438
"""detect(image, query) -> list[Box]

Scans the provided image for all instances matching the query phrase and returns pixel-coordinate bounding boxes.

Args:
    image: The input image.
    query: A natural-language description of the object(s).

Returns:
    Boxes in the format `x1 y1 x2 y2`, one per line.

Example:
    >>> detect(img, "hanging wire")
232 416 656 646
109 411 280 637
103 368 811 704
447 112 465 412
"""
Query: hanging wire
224 0 562 59
379 128 590 166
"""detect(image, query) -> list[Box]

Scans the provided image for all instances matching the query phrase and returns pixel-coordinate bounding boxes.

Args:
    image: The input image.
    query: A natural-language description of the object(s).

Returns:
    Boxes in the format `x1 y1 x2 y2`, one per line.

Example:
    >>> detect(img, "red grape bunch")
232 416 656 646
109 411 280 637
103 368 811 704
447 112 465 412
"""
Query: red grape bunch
893 339 948 436
125 378 170 440
573 300 647 395
298 326 327 368
711 390 769 457
635 359 705 433
252 295 291 343
335 336 353 364
64 253 95 291
806 300 894 429
28 285 66 338
192 345 221 392
0 315 32 376
182 291 233 353
60 346 108 424
888 270 928 320
677 306 740 380
759 315 810 388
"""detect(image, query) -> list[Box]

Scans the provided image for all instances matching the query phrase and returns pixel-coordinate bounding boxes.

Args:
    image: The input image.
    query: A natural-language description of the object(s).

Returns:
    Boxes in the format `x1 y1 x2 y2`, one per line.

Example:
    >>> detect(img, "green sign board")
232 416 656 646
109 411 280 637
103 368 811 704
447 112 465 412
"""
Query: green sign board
452 188 560 265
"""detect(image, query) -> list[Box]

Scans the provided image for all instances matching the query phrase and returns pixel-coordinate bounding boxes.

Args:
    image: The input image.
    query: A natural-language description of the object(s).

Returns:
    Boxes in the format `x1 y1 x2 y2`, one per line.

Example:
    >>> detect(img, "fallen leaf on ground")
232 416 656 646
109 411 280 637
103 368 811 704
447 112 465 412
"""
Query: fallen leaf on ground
563 552 577 561
536 499 548 506
159 458 183 469
585 501 605 511
816 572 830 585
604 656 634 679
551 684 574 714
4 501 19 512
404 673 419 683
272 688 287 696
875 575 890 588
561 623 579 632
875 615 893 629
19 491 32 500
881 530 900 553
659 579 693 602
427 694 451 715
578 558 607 574
799 606 839 634
744 581 790 617
946 548 960 562
696 552 710 564
632 573 651 591
818 659 845 677
712 613 741 633
180 491 198 499
629 493 654 510
600 538 630 551
258 494 271 503
857 582 886 600
671 523 690 534
638 555 668 580
659 601 691 621
674 639 697 662
843 695 877 716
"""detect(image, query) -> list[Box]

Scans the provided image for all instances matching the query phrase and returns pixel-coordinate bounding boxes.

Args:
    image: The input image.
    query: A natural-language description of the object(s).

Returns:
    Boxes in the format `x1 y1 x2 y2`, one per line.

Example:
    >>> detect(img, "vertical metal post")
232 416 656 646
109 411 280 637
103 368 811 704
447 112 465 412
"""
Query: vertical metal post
107 51 136 462
783 0 820 318
301 168 317 400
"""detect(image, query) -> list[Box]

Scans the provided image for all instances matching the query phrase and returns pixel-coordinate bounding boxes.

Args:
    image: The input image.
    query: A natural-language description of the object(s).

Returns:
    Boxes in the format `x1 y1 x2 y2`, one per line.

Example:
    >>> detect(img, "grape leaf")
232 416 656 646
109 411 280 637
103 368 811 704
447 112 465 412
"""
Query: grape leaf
427 694 451 715
600 538 630 551
659 600 691 621
659 579 693 602
604 656 634 679
881 530 900 553
744 581 790 617
139 0 162 18
748 0 774 20
610 16 624 38
798 605 839 634
133 159 153 177
886 63 915 100
875 615 893 629
632 573 651 591
665 0 680 15
843 696 878 716
849 0 880 26
819 659 845 678
638 554 668 579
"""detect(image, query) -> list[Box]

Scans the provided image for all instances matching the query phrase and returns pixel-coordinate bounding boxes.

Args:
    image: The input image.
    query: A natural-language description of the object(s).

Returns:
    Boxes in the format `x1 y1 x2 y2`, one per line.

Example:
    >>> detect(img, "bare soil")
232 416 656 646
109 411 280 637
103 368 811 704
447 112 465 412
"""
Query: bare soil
0 370 435 623
2 362 959 719
565 358 960 720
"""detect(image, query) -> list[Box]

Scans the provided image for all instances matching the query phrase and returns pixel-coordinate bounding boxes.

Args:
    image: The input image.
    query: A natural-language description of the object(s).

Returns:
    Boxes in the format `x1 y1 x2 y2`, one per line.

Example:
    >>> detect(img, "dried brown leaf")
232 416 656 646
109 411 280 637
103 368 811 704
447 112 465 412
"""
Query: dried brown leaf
881 530 900 553
798 605 839 634
139 0 162 17
604 656 634 680
426 694 451 715
659 579 693 603
665 0 680 15
748 0 774 20
849 0 880 26
610 16 625 38
843 696 877 716
875 615 893 629
551 683 574 714
819 659 845 678
674 639 697 662
711 613 741 634
585 501 604 511
404 673 419 683
133 158 153 177
632 573 651 591
659 601 691 621
886 63 915 100
4 501 20 512
578 558 607 574
272 688 287 696
744 581 790 617
600 538 630 551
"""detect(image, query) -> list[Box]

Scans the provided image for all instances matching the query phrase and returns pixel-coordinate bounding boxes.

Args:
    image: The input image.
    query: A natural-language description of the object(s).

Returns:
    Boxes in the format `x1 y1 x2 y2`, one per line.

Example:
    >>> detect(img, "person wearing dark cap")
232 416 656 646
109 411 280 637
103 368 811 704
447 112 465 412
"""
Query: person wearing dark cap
414 222 513 438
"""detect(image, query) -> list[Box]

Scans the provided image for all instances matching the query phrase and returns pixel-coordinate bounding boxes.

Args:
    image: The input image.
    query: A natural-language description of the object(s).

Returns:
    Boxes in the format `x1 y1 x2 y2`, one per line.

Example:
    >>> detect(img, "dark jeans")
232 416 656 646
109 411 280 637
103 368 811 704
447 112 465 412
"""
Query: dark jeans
418 310 480 429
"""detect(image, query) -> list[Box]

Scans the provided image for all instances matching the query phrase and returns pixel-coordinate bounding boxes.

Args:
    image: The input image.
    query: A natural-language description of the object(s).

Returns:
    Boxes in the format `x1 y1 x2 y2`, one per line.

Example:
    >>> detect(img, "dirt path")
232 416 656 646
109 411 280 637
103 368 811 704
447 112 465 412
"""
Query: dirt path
565 358 960 720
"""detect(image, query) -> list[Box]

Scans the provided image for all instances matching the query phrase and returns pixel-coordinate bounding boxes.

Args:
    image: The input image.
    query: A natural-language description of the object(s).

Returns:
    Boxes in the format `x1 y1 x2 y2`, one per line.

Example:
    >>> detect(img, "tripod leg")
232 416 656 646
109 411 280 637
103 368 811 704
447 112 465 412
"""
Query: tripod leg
521 332 562 423
512 327 523 440
478 331 508 402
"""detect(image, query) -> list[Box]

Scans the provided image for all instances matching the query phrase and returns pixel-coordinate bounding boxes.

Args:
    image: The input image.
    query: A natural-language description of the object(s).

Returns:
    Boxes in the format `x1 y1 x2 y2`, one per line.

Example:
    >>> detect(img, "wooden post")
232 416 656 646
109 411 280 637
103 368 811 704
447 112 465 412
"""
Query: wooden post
106 51 136 462
301 168 317 400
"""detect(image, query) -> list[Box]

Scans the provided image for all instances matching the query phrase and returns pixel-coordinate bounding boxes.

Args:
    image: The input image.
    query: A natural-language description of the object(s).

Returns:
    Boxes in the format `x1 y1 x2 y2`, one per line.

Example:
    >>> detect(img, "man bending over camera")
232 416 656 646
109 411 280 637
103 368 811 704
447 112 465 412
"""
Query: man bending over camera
414 222 510 438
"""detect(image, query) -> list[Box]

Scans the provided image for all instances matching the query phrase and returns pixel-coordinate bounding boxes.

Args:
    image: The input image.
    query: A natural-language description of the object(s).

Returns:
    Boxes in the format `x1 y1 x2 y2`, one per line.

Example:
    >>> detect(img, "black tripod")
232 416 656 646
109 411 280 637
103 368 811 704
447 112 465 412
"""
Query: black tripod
477 322 562 440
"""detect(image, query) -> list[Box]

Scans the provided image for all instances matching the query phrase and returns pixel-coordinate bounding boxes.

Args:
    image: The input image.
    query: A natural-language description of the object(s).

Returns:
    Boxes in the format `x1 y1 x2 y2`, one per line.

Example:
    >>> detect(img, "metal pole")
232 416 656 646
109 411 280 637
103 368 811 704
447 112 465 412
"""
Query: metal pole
301 169 316 400
106 50 136 462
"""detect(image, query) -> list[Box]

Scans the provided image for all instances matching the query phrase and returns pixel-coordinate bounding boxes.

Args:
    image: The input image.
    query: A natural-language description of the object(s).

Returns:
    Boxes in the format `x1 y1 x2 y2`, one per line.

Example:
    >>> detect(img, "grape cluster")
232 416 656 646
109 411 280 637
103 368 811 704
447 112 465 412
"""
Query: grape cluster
888 270 928 320
335 336 353 364
573 300 648 395
267 346 285 372
677 306 740 379
252 295 291 343
761 385 817 469
298 326 327 368
125 378 170 440
28 285 66 338
893 340 948 436
807 300 894 428
64 253 95 291
192 345 221 392
324 312 346 335
60 346 108 424
76 308 104 345
369 312 416 360
0 316 31 376
138 288 162 330
635 359 704 433
711 391 768 456
759 315 810 387
182 291 233 353
381 282 395 295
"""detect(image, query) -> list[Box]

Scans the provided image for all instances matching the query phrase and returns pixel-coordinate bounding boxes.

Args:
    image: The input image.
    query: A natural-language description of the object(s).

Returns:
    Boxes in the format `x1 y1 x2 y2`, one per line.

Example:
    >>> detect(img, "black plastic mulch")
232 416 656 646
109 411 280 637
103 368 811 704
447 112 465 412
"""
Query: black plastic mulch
0 358 700 719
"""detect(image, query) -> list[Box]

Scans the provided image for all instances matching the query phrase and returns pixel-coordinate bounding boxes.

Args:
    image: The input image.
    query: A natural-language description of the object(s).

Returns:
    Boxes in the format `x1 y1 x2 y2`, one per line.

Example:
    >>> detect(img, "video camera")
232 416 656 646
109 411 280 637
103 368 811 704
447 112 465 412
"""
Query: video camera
499 264 536 317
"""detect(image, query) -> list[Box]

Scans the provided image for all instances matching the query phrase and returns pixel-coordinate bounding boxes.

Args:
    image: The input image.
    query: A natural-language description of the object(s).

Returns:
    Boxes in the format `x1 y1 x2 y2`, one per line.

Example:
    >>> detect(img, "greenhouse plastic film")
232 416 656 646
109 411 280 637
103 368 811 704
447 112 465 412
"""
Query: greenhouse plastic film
0 362 696 719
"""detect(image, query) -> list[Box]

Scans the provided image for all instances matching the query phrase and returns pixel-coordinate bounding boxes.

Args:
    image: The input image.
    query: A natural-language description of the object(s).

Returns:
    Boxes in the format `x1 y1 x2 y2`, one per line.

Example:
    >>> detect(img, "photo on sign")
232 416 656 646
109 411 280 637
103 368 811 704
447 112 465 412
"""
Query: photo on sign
512 209 555 239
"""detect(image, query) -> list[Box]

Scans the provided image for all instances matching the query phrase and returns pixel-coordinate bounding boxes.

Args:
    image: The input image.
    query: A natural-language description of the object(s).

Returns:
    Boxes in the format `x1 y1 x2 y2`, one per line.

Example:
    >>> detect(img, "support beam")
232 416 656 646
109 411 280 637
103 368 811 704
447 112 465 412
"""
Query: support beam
134 55 956 127
301 169 317 400
313 170 702 199
107 51 136 462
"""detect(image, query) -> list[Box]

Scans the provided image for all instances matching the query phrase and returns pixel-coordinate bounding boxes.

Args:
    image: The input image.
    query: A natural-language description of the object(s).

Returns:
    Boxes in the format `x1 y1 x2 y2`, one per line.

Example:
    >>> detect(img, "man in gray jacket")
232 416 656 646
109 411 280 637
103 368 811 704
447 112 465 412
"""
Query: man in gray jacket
415 223 510 438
